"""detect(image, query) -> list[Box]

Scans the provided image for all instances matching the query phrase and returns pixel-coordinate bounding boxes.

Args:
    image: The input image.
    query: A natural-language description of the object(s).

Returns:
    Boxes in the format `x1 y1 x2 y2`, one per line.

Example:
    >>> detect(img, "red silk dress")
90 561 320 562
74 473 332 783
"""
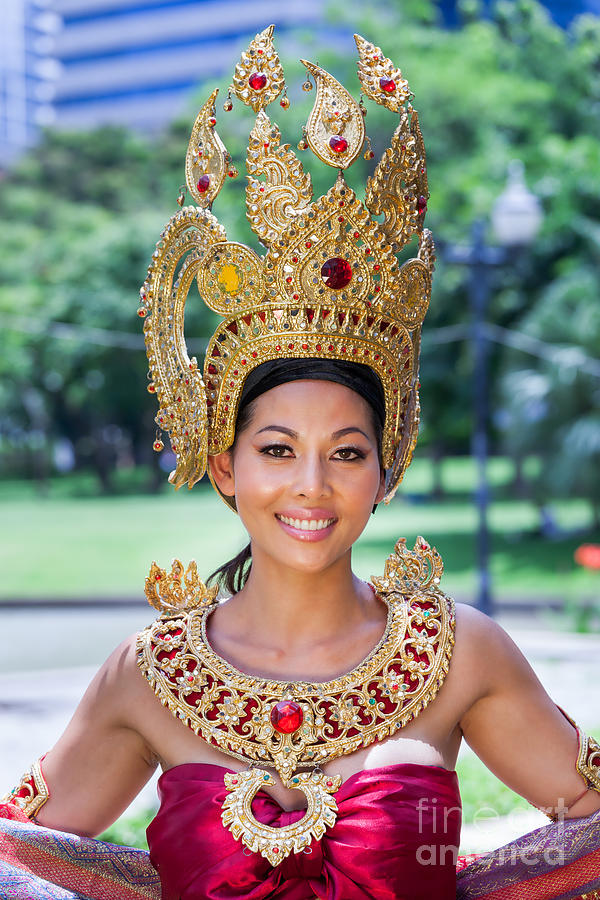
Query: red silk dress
146 761 462 899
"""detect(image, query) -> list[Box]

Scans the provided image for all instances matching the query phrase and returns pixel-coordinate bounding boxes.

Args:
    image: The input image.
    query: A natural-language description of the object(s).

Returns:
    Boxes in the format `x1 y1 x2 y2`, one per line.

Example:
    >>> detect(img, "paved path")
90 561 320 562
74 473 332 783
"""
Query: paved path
1 611 599 852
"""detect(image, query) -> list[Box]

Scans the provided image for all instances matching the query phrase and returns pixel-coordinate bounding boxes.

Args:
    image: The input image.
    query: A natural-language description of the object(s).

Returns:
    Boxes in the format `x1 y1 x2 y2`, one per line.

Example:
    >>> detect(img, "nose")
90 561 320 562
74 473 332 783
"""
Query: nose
293 451 332 500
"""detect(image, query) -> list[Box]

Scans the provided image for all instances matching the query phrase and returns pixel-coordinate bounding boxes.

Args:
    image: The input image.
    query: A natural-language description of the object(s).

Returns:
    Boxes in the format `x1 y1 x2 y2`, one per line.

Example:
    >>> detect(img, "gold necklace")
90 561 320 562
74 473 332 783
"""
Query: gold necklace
137 536 455 865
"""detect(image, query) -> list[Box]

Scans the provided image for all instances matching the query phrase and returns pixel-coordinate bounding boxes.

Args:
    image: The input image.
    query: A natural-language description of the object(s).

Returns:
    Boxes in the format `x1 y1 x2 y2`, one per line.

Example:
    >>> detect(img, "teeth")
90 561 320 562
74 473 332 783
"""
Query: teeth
278 515 334 531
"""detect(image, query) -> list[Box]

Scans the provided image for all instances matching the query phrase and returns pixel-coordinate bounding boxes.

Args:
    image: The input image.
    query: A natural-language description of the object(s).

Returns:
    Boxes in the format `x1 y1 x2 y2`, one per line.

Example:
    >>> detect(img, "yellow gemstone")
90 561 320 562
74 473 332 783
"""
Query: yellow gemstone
218 264 242 294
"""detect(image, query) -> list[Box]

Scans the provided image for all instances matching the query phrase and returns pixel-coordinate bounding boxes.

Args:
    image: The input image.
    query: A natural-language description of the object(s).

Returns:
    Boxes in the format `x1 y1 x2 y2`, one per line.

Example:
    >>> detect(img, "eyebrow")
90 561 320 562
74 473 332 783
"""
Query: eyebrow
256 425 371 440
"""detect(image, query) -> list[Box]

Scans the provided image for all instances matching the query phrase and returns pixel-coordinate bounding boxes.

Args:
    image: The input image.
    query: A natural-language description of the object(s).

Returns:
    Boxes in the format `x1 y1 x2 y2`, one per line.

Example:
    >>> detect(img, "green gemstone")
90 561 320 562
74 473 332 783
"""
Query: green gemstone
263 774 269 781
292 777 299 784
424 610 430 617
369 697 376 705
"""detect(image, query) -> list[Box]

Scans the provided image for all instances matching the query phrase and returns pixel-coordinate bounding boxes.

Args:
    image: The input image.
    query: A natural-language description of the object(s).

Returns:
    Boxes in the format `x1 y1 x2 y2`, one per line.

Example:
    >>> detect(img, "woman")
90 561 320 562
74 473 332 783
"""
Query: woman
2 26 600 900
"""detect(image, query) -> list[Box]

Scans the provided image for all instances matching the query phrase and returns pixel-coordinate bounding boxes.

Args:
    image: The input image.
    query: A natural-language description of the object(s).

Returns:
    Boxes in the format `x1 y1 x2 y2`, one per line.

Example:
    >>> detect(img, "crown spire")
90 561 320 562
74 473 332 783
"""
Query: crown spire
300 60 366 168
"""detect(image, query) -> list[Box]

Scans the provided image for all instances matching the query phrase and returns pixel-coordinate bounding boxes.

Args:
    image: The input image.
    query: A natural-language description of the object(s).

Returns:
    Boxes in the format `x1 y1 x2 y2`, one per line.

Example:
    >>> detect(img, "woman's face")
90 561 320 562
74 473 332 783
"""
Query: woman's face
210 380 386 577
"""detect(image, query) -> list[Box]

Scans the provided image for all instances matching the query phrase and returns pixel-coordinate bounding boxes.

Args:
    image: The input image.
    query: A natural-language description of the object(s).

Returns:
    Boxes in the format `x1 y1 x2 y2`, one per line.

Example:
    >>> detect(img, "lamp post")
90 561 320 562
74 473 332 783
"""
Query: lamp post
443 161 542 617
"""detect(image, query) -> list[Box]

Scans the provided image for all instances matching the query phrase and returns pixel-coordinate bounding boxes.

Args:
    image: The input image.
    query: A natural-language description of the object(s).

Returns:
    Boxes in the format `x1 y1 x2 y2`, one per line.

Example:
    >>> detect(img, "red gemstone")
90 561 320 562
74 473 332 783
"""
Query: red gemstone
321 257 353 290
329 135 348 154
417 195 428 214
249 72 267 91
270 700 303 734
379 77 396 93
197 174 210 193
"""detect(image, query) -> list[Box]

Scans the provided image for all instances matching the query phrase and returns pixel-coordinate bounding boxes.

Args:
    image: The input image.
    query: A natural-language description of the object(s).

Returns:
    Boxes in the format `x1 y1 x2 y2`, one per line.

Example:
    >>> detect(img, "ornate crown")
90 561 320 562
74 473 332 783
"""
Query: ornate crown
139 27 434 504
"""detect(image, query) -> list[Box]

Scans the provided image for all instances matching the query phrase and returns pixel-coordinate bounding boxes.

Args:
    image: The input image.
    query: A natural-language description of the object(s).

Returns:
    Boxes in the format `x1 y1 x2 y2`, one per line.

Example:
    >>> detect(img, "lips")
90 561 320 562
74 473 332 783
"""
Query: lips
276 514 336 532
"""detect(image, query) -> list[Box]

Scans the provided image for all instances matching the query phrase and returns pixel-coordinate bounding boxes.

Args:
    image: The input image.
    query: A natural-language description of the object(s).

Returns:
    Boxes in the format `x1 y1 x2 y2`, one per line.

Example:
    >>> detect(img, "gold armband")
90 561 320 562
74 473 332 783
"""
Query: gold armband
558 707 600 794
2 758 50 819
540 708 600 821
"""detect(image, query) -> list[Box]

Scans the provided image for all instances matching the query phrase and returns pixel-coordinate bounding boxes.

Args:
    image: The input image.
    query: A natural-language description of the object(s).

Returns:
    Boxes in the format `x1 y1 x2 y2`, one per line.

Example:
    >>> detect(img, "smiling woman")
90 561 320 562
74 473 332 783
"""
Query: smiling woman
2 24 600 900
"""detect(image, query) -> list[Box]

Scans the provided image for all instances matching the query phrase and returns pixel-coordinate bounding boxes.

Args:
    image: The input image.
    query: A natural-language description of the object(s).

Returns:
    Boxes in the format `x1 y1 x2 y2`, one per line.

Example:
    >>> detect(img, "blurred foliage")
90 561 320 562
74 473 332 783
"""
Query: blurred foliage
0 0 599 511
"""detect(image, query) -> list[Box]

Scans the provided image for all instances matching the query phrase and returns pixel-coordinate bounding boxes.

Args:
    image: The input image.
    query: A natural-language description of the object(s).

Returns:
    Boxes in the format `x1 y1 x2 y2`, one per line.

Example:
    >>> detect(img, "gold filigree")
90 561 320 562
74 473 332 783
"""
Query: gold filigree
221 769 341 865
301 60 365 169
144 559 218 613
184 90 228 207
355 34 410 113
364 113 422 251
384 386 421 503
263 174 399 311
2 760 49 819
578 731 600 792
246 110 312 246
229 25 285 112
418 228 436 274
137 538 455 859
197 242 265 314
141 207 226 489
371 536 444 595
411 110 429 219
203 305 413 468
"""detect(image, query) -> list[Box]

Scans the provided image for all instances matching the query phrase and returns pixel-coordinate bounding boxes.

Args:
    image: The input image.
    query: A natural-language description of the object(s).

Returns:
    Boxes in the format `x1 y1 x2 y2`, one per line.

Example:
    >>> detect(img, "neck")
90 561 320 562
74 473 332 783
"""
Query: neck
227 547 373 655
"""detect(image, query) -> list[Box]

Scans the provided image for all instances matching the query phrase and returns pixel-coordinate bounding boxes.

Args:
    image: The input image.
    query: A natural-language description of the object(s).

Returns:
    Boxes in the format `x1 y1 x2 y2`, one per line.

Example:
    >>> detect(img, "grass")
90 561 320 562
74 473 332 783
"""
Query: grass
1 456 597 601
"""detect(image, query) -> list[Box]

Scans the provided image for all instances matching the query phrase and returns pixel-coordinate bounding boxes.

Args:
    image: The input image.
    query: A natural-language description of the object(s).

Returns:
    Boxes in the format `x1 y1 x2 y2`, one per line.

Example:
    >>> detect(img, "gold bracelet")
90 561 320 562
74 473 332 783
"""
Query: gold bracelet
2 758 50 819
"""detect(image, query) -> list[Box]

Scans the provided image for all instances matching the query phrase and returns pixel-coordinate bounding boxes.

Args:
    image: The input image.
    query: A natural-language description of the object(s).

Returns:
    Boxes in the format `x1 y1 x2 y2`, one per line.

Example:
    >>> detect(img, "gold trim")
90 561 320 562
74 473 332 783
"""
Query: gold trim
2 760 49 819
222 768 340 864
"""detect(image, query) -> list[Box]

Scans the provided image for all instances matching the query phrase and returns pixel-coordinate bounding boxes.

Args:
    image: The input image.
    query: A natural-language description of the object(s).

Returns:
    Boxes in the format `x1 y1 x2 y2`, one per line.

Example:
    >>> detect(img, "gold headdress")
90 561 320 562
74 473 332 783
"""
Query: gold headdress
139 27 434 503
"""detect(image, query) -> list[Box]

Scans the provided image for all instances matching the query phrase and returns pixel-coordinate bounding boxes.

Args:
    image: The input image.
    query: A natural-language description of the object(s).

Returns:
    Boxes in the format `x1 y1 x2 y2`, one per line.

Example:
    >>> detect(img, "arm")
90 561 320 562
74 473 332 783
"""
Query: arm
455 603 600 819
4 634 158 837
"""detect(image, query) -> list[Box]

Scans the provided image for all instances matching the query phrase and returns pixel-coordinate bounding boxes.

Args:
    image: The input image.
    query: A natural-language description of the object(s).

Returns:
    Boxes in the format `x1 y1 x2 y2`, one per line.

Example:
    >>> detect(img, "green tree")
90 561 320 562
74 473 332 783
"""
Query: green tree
1 0 598 507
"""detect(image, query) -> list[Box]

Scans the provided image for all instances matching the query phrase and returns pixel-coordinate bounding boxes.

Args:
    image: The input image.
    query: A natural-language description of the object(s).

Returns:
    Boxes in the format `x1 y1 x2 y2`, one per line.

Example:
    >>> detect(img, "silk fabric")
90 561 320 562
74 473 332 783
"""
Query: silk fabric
147 761 462 899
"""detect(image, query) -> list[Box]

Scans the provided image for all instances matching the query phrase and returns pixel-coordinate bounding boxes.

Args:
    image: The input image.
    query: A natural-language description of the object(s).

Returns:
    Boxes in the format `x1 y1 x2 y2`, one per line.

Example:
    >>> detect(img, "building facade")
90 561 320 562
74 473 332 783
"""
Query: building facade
1 0 599 168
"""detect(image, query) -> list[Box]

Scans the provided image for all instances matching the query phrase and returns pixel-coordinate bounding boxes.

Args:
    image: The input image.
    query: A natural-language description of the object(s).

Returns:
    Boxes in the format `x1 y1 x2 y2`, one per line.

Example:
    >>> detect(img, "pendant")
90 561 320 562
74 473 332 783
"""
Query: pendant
221 768 342 865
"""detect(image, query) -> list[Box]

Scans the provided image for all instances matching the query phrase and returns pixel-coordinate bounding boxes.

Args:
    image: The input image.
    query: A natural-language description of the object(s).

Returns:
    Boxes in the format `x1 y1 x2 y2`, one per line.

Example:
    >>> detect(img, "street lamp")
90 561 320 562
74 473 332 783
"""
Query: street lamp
491 160 543 248
444 161 543 617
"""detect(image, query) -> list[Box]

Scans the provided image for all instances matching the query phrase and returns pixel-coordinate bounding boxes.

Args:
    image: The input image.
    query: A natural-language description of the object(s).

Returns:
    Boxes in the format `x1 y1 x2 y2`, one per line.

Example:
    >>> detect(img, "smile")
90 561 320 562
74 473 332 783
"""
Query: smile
276 515 337 532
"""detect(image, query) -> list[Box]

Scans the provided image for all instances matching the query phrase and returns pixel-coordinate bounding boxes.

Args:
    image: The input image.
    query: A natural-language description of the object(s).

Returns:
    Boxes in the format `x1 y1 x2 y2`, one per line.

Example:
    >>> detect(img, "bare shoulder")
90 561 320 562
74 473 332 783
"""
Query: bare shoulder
76 630 154 729
448 602 535 707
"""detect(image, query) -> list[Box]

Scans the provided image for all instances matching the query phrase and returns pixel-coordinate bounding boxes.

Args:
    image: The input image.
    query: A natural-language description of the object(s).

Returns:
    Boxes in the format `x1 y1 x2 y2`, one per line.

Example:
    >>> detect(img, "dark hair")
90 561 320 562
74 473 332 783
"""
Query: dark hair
207 399 255 595
207 368 384 596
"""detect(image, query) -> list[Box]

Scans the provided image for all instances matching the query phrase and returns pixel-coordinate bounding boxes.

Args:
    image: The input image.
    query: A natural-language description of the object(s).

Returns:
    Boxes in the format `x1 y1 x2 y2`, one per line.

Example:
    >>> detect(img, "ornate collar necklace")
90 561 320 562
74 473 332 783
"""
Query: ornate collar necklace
137 537 455 865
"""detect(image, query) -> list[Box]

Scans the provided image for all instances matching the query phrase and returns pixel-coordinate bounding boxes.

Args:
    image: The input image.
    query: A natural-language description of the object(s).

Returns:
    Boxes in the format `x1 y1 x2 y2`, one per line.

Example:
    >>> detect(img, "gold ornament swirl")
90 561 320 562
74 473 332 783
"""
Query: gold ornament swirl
418 228 436 274
185 90 228 207
364 112 421 251
383 386 421 504
221 769 341 865
301 60 365 169
145 559 218 613
229 25 286 112
246 110 312 246
354 34 410 113
197 241 265 315
142 207 226 489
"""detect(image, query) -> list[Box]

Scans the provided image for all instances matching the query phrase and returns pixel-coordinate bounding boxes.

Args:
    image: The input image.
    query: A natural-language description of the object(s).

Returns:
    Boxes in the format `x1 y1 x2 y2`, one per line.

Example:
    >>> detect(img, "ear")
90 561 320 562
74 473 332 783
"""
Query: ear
374 467 386 505
208 450 236 497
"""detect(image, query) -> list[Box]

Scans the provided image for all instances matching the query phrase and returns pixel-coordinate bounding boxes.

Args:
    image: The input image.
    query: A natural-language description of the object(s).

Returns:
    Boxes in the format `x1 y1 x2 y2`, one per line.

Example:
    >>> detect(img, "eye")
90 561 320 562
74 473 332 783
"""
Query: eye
260 443 294 458
333 446 366 461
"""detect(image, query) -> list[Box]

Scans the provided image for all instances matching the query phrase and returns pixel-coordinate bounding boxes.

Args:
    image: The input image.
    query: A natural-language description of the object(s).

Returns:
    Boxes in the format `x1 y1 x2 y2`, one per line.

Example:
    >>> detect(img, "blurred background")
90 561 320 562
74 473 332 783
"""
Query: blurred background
1 0 599 852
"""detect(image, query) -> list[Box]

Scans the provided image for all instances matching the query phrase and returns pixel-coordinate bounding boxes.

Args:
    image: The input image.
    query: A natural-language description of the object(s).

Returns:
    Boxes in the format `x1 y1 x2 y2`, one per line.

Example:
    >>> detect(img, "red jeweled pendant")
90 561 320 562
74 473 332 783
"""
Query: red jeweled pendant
196 174 210 193
270 700 303 734
249 72 267 91
417 195 428 214
321 257 353 290
329 135 348 154
379 77 396 93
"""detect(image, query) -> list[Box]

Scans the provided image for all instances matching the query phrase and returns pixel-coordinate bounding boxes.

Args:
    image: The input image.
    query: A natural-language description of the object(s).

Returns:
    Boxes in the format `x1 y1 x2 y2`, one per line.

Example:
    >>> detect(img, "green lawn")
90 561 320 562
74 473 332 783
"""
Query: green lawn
0 457 597 601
